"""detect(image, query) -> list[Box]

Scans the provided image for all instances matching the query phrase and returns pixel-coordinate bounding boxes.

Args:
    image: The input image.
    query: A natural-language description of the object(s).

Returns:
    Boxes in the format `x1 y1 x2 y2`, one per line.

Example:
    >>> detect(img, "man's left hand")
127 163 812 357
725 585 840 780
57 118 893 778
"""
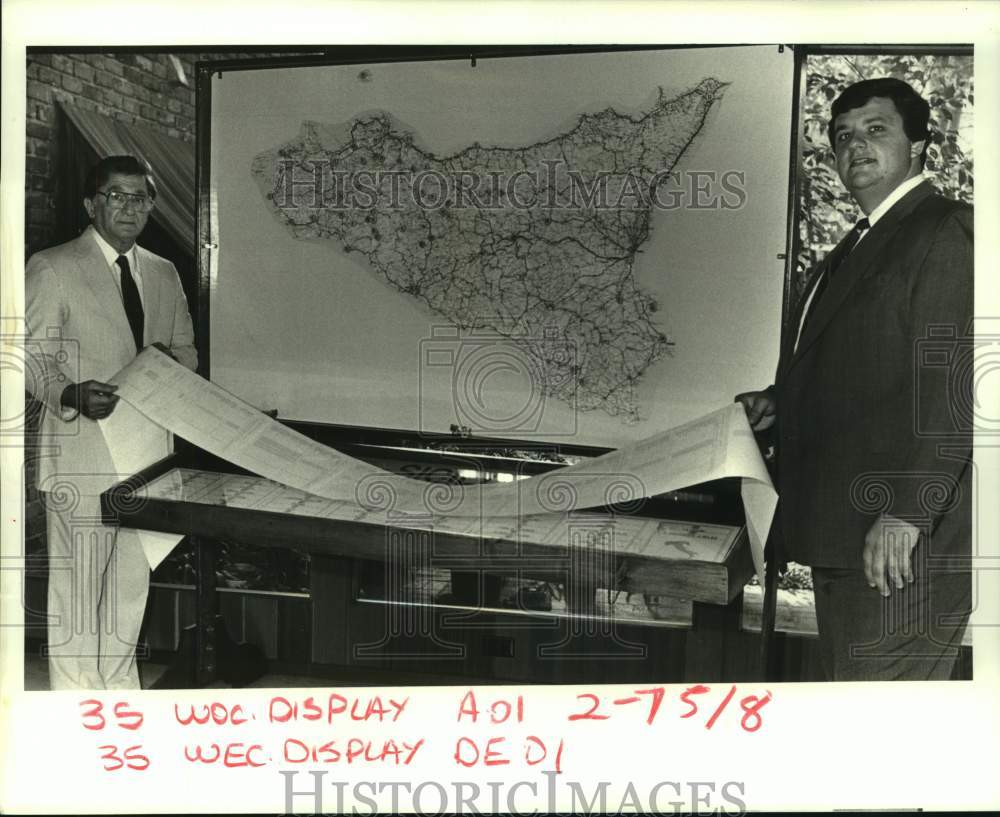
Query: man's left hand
863 514 921 596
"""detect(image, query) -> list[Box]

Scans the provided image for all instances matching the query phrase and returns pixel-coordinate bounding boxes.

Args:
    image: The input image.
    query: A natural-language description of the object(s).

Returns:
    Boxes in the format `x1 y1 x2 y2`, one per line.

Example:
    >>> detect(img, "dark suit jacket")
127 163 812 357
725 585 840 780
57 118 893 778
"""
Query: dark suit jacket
773 181 973 569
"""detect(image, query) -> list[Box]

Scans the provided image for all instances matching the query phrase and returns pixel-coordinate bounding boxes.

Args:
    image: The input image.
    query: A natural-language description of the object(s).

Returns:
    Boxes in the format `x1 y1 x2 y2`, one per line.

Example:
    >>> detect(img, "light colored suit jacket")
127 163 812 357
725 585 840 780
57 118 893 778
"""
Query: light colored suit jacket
25 226 197 495
773 182 973 569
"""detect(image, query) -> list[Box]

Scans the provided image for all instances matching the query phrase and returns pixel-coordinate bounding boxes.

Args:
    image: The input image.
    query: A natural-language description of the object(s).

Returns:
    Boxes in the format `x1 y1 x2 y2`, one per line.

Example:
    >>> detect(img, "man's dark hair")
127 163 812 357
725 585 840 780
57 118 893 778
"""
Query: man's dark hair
83 155 158 199
828 78 932 167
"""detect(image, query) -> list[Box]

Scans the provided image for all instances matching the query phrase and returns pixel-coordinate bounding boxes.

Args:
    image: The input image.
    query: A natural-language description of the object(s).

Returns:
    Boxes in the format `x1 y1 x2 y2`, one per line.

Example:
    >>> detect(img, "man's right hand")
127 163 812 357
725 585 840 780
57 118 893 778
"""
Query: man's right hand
735 390 777 431
61 380 120 420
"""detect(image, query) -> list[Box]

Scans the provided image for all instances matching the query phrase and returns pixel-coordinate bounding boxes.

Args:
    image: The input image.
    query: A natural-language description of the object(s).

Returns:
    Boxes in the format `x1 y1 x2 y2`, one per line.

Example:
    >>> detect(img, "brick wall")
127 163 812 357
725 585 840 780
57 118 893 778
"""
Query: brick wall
26 52 199 256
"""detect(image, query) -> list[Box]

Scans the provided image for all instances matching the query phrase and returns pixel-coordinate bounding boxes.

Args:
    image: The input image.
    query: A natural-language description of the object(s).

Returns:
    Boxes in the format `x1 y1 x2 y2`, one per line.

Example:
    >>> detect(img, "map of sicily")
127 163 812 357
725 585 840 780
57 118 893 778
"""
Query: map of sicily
251 77 728 422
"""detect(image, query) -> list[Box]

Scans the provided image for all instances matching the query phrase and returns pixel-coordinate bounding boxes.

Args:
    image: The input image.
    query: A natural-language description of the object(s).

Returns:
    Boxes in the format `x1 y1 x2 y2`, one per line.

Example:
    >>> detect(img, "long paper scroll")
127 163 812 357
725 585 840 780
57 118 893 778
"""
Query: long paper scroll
106 348 776 576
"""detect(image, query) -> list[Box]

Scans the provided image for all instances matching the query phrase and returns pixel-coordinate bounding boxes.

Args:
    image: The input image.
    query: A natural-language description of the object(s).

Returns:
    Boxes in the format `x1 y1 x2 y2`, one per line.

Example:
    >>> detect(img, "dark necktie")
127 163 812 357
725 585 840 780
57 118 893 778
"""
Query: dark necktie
801 217 870 332
116 254 144 351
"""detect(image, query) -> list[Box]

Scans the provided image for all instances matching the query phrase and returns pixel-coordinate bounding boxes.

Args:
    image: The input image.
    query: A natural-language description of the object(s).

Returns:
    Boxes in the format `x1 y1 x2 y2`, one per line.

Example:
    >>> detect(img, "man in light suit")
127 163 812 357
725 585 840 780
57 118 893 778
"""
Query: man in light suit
25 155 197 689
737 79 973 681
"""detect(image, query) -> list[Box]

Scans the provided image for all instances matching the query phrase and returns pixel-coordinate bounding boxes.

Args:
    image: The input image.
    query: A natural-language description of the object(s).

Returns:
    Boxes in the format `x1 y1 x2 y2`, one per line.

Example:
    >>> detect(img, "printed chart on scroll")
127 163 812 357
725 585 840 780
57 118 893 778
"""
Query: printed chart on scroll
209 46 792 447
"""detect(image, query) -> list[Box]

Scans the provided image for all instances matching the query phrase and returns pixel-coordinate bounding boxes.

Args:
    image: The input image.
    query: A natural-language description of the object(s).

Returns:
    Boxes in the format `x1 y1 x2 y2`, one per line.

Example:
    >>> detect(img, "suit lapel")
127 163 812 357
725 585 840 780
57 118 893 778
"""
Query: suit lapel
135 245 159 342
786 181 934 372
73 226 139 355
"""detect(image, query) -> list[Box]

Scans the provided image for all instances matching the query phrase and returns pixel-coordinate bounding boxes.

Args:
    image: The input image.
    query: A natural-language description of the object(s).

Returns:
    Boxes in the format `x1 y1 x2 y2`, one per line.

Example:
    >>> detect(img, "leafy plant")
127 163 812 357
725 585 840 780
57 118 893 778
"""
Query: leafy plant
796 53 973 303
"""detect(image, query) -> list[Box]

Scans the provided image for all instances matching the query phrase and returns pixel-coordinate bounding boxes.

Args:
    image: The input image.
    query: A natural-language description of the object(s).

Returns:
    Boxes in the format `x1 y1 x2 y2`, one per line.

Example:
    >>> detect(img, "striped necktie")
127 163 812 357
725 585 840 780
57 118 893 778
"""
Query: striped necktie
801 217 870 331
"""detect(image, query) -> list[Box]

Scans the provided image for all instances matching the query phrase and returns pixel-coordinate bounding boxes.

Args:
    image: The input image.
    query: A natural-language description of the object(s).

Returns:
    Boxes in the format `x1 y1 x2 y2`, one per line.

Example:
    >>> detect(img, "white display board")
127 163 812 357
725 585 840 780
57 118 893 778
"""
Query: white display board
209 46 793 446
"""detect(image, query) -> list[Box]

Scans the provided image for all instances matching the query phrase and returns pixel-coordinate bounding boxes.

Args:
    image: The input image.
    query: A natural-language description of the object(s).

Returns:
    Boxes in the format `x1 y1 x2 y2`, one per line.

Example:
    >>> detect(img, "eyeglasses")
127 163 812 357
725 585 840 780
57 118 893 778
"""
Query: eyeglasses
95 190 156 212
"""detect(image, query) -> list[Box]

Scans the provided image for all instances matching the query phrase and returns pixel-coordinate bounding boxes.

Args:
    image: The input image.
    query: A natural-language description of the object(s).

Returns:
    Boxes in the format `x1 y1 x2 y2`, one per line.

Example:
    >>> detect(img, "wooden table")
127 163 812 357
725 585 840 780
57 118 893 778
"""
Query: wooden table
103 451 757 687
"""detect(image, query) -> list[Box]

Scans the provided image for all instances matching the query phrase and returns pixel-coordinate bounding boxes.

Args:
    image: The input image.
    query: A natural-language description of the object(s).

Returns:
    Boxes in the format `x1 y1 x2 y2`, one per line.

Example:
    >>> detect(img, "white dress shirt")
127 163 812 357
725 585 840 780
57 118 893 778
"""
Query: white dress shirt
91 229 145 308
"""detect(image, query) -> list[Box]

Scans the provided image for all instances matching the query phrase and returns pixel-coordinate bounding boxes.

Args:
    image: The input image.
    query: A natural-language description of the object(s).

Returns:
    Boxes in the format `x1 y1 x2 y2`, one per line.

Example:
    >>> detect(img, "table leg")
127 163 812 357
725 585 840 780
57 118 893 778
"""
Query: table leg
193 536 218 685
151 536 265 688
684 590 744 682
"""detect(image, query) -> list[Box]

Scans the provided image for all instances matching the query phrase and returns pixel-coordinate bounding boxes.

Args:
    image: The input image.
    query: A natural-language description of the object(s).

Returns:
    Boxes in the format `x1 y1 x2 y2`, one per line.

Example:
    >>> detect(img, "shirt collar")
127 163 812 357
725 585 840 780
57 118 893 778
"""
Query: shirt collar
90 226 137 268
866 174 925 227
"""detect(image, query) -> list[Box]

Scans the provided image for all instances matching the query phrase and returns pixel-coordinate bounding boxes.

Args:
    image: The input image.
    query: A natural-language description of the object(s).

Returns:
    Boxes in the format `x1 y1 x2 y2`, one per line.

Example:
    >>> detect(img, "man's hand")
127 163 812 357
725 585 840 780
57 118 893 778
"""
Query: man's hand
735 390 777 431
863 514 921 596
60 380 119 420
148 342 178 362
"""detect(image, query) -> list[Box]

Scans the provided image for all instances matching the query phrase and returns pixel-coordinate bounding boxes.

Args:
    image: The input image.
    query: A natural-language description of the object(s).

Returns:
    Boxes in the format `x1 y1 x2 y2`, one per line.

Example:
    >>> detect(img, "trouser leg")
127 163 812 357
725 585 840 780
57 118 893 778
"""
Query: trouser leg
98 525 149 690
45 492 108 690
44 491 149 690
811 552 970 682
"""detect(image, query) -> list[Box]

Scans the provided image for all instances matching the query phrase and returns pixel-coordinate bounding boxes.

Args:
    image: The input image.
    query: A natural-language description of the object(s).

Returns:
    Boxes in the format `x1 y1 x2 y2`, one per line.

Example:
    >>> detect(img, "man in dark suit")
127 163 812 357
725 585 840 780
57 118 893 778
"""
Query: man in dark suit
25 155 197 689
737 78 973 681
